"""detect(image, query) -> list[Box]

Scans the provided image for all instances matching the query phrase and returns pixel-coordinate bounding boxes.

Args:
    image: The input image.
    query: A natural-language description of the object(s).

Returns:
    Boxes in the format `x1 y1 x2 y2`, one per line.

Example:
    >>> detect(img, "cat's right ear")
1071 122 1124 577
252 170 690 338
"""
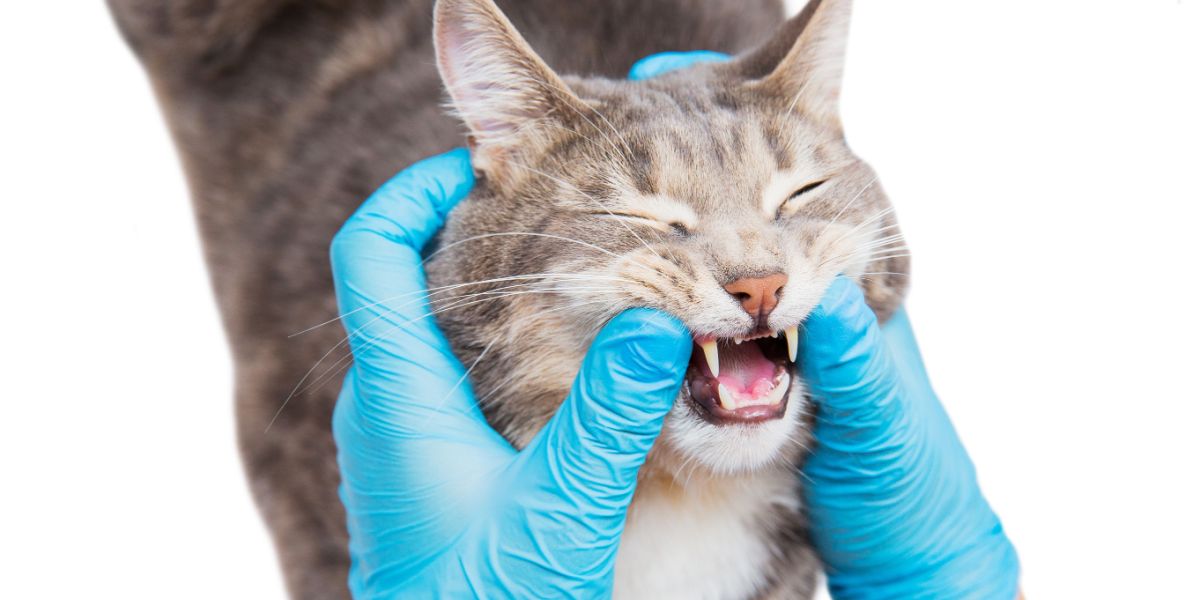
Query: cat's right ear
434 0 585 179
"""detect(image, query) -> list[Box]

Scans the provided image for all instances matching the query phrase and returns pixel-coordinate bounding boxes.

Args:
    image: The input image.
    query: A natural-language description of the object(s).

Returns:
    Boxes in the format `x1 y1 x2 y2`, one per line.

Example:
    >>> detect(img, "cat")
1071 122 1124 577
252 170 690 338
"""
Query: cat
109 0 907 598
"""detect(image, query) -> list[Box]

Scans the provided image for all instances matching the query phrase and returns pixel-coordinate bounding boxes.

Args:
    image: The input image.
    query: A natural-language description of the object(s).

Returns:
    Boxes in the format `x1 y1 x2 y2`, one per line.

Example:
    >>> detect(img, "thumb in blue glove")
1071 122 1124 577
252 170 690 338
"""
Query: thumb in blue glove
801 277 1021 600
331 148 691 598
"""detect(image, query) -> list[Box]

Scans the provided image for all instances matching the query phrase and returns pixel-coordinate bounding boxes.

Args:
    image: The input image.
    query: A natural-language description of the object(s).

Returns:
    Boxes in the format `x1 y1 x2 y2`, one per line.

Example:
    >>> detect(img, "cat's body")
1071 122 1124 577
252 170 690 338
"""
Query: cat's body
111 0 906 598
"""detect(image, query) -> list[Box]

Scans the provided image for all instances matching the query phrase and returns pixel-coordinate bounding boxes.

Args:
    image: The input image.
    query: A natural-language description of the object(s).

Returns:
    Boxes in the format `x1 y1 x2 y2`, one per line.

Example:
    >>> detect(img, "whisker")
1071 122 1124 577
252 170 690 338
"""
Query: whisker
288 289 615 403
860 252 912 263
817 176 878 239
423 231 623 263
289 272 628 337
415 337 498 430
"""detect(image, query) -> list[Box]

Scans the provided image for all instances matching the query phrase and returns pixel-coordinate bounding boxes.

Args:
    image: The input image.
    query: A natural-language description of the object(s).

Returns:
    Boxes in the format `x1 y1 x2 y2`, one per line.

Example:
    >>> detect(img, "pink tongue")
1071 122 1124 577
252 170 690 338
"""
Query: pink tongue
709 342 777 397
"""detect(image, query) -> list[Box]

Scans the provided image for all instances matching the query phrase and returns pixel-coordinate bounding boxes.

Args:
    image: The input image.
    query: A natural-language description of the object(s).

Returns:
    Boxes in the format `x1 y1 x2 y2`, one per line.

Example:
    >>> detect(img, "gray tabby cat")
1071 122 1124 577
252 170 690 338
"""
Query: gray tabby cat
110 0 907 597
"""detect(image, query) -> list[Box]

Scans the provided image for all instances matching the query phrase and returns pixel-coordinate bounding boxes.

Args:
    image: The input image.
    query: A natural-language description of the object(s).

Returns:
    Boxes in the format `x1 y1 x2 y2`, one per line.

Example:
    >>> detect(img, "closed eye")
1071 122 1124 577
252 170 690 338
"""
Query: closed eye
776 179 828 219
591 211 689 236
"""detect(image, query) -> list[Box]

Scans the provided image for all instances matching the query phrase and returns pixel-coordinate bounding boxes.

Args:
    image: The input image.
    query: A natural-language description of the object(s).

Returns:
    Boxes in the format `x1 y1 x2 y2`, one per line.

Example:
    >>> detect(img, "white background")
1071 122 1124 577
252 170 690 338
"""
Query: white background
2 1 1197 598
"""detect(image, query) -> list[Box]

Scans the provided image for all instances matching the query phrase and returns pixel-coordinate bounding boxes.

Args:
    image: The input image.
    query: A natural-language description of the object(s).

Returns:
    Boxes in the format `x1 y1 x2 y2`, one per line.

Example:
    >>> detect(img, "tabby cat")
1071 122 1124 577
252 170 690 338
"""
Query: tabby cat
110 0 907 597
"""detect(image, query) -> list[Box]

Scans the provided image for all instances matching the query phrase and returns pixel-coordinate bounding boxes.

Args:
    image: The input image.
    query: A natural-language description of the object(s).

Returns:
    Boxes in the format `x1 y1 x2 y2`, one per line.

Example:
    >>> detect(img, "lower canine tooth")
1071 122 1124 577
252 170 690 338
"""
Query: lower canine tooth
700 340 719 377
766 372 790 406
717 383 736 410
785 326 798 362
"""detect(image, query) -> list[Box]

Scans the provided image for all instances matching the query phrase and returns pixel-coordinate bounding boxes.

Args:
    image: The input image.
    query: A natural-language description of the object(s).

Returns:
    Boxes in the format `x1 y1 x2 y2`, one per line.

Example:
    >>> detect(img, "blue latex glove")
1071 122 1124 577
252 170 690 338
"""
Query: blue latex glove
801 278 1021 599
637 51 1021 598
330 148 692 598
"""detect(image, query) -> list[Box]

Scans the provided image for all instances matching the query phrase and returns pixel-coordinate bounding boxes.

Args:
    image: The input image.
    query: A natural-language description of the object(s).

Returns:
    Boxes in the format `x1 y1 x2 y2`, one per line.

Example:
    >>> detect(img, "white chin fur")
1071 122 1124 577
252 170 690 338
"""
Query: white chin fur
660 379 807 477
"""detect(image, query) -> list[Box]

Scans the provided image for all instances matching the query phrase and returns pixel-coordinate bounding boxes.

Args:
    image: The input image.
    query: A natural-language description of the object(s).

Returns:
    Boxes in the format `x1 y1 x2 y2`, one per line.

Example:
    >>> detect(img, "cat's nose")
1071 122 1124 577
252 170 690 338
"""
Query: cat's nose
723 273 788 322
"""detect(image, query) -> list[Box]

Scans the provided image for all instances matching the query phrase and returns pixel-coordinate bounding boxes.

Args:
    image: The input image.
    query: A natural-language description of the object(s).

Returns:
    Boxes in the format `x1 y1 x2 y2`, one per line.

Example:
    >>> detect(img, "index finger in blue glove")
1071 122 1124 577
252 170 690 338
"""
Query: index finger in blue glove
628 50 731 81
330 148 474 363
329 148 505 440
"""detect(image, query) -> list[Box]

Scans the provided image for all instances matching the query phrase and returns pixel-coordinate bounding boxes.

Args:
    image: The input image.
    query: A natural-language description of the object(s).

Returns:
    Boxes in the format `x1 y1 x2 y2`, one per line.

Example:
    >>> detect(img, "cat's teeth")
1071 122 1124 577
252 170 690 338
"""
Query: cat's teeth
785 326 798 362
766 372 791 406
700 340 719 377
734 337 744 345
717 383 736 410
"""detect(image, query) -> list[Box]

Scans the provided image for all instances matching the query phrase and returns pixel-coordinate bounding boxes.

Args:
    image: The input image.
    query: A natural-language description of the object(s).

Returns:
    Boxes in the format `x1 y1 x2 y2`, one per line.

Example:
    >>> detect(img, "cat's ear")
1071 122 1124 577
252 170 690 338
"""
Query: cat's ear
728 0 852 128
434 0 584 175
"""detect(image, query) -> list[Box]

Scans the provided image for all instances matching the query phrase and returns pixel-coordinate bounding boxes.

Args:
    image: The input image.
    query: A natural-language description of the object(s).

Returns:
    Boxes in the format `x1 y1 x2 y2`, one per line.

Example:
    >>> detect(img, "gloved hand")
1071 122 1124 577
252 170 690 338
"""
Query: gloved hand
801 277 1021 599
330 148 691 599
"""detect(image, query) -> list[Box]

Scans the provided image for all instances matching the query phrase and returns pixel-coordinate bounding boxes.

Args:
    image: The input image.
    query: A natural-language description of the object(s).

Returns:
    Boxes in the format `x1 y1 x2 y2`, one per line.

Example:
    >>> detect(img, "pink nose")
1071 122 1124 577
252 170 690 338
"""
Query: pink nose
723 273 787 321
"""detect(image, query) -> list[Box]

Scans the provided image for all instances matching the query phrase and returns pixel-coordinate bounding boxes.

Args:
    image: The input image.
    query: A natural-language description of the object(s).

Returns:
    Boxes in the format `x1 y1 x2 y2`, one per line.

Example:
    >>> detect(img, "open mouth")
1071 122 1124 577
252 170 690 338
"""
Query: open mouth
684 327 798 425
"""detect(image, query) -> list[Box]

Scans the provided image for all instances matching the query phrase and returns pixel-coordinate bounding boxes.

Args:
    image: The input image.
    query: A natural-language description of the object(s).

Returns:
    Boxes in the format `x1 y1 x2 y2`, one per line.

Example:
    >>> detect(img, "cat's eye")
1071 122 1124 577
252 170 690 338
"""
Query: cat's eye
592 211 690 236
776 179 828 219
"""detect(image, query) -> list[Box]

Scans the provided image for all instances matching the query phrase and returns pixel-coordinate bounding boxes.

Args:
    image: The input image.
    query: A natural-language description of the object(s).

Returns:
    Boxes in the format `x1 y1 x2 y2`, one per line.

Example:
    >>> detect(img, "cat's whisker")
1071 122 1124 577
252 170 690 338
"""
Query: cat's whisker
274 272 625 429
415 337 498 431
815 242 909 275
292 289 617 406
857 233 907 250
283 277 601 403
268 306 401 432
823 205 896 250
423 231 624 263
429 288 616 308
858 252 912 263
289 272 628 337
816 176 878 239
474 369 523 411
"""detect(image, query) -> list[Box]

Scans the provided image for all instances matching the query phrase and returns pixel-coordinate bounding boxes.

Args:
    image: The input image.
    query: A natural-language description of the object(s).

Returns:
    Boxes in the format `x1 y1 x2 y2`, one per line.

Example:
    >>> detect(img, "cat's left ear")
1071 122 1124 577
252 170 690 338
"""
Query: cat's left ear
434 0 587 179
726 0 852 129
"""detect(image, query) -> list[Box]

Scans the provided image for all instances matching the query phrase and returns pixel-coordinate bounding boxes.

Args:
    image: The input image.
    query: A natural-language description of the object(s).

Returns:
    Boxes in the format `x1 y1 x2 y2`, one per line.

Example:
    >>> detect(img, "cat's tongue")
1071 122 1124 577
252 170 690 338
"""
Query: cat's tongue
702 342 777 396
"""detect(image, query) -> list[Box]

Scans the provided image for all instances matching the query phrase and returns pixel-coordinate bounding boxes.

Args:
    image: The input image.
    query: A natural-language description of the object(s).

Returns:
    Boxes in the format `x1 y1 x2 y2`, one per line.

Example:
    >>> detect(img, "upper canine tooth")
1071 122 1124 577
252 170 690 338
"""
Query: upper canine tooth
717 383 736 410
700 339 719 377
785 326 798 362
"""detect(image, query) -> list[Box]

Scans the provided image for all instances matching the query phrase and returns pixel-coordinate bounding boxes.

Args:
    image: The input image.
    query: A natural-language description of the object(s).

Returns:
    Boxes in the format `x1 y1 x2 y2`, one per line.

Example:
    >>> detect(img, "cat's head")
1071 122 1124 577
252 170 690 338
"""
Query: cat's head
427 0 908 479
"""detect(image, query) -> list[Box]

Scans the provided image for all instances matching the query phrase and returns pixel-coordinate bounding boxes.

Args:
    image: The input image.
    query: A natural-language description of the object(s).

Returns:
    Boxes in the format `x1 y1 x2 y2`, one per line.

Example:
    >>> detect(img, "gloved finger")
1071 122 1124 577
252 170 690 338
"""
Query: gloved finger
330 148 507 447
331 148 473 345
513 309 691 538
628 50 730 81
330 148 472 377
800 276 902 412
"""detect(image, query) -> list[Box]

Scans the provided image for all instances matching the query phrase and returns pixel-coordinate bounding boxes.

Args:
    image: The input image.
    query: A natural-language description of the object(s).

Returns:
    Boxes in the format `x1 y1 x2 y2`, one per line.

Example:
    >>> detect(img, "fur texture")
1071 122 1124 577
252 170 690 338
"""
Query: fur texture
109 0 907 597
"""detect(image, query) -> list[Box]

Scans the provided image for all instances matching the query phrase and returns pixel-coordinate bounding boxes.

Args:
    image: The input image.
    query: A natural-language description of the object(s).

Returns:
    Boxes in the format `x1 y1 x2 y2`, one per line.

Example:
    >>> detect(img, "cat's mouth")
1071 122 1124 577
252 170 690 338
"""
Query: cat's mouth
684 327 798 425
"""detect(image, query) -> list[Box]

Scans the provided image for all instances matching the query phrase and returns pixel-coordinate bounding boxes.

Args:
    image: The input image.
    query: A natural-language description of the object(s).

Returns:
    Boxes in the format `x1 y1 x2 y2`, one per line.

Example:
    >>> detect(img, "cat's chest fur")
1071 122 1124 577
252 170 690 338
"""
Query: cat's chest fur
613 467 801 600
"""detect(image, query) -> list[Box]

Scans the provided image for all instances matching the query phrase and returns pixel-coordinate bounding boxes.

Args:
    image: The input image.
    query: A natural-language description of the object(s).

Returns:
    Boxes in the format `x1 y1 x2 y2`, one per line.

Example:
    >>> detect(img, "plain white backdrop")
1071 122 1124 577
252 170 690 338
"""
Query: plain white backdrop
2 1 1197 598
